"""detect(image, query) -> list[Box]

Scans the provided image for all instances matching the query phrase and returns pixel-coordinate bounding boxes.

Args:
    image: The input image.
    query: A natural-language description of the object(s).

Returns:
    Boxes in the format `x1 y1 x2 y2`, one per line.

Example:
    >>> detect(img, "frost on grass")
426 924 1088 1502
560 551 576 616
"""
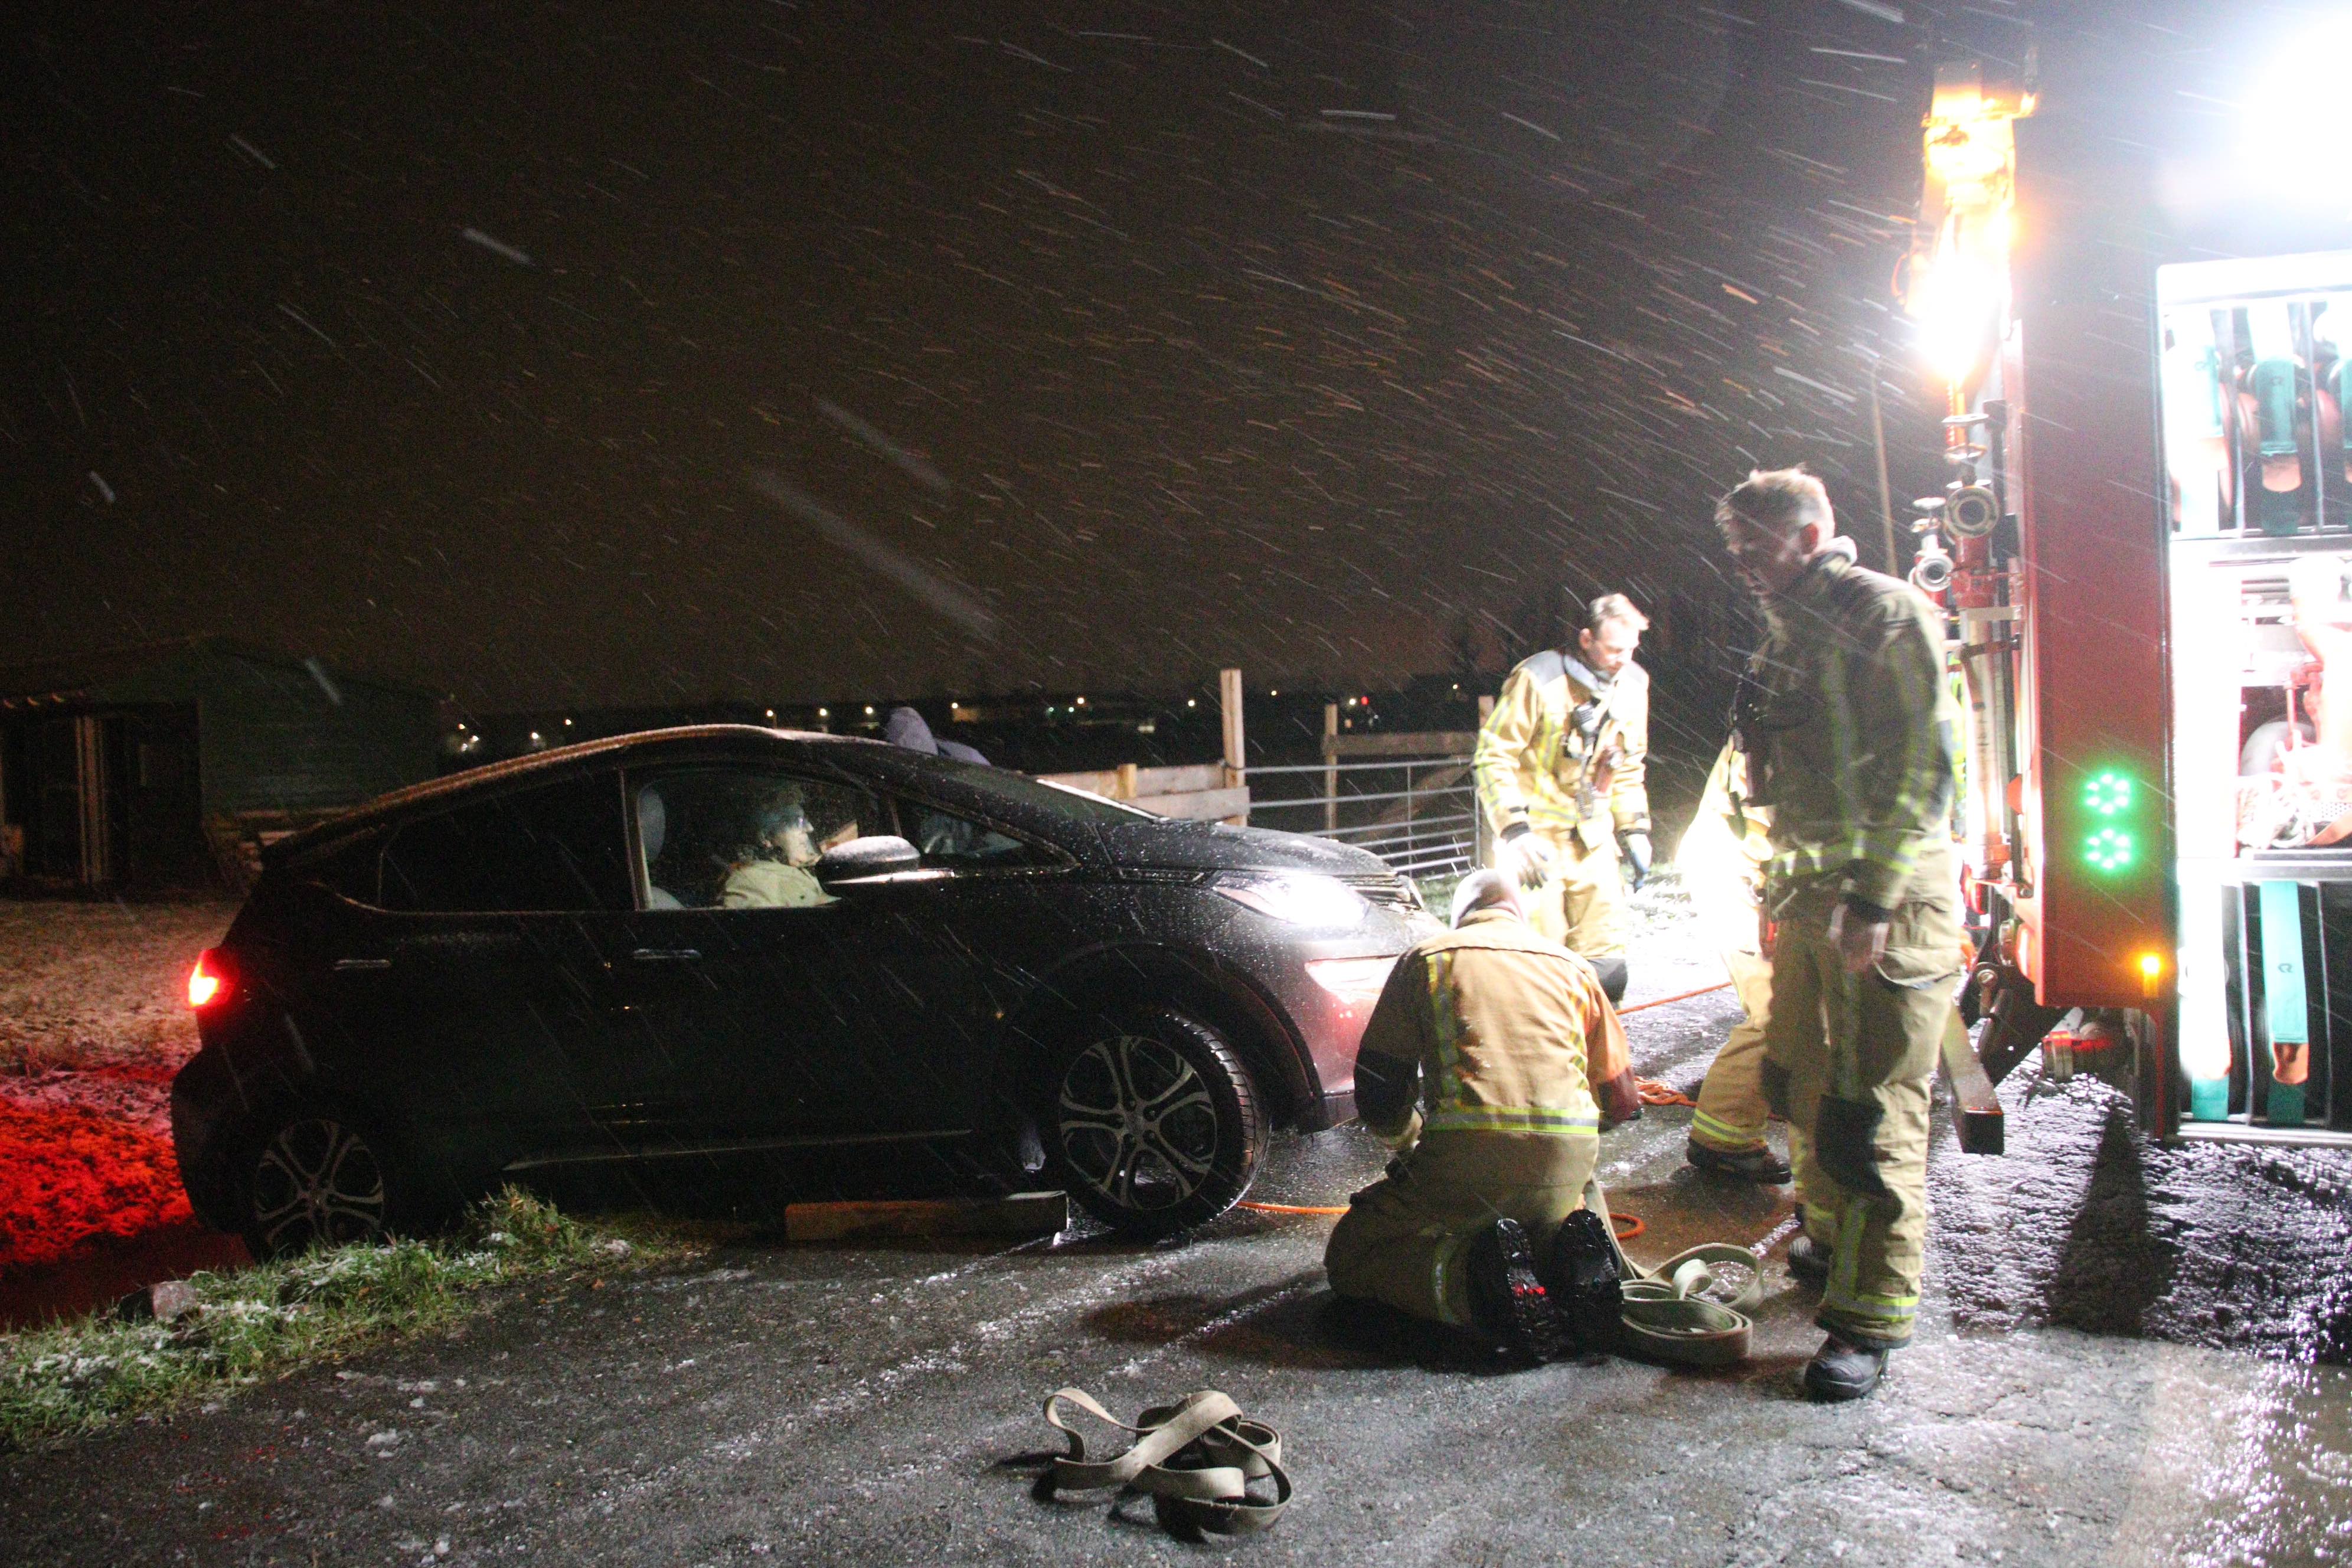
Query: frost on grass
0 1189 689 1452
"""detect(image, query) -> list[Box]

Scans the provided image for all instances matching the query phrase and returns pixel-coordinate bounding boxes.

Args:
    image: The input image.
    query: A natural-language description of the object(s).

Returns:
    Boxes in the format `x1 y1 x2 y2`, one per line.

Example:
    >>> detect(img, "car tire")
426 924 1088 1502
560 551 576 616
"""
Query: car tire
237 1106 413 1259
1042 1008 1268 1238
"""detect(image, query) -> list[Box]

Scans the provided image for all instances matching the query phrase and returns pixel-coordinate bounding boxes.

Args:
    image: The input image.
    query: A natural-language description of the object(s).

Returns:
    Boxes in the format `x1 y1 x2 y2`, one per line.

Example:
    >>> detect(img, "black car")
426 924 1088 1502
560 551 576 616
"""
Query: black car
173 726 1433 1252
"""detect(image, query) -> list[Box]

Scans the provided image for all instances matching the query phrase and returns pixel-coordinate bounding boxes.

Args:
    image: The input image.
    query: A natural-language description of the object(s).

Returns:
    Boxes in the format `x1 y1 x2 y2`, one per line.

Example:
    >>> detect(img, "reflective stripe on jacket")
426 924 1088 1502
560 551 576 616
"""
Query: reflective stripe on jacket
1354 908 1632 1144
1474 650 1651 844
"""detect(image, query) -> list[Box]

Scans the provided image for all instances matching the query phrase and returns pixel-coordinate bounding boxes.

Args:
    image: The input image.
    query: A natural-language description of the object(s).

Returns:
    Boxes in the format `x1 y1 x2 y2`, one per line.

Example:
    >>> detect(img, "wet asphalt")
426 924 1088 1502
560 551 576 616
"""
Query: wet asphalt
9 930 2352 1566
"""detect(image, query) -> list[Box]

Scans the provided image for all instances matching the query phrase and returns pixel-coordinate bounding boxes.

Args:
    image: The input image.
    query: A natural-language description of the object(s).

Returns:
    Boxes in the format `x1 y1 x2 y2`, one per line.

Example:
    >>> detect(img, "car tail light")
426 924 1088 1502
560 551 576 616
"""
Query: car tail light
187 949 228 1010
1305 955 1398 1010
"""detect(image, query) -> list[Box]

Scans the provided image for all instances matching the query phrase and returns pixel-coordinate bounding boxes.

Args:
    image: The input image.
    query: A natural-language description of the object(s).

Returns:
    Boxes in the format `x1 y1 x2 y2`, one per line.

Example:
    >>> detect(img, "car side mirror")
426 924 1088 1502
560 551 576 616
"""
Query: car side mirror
815 834 923 890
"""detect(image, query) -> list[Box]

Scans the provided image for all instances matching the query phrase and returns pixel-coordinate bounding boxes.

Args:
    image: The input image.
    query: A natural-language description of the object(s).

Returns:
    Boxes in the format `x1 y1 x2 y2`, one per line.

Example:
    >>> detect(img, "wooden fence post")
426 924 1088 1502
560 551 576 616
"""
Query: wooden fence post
1219 668 1247 825
1322 703 1340 832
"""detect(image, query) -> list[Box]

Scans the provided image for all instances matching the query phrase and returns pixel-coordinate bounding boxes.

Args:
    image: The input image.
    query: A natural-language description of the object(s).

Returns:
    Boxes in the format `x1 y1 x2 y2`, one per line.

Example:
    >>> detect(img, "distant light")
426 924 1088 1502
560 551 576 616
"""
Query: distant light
1346 697 1358 708
563 718 573 727
529 731 541 742
1076 696 1087 706
1187 698 1197 708
818 708 829 718
1452 684 1461 691
1270 690 1280 697
765 708 775 720
865 705 876 716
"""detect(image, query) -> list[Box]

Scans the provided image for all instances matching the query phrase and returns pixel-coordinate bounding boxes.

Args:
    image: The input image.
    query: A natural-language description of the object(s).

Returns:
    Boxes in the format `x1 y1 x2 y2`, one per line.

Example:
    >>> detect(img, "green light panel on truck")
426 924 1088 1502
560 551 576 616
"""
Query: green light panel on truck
2079 769 2142 876
2083 770 2133 817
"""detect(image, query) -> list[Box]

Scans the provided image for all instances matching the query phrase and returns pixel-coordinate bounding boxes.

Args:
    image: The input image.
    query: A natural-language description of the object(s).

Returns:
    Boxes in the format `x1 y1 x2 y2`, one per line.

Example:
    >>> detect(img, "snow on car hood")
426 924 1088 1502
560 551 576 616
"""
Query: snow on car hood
1091 818 1392 876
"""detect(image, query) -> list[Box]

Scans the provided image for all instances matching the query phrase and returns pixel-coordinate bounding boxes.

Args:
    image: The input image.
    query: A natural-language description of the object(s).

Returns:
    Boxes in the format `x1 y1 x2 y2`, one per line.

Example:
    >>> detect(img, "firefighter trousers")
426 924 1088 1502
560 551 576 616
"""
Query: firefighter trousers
1524 827 1626 960
1763 872 1960 1351
1690 948 1779 1156
1324 1130 1599 1328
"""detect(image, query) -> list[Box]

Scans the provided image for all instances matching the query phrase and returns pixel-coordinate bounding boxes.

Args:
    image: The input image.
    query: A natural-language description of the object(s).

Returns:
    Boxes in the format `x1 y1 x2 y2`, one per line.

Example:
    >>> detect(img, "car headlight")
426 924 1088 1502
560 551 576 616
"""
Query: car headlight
1211 872 1368 928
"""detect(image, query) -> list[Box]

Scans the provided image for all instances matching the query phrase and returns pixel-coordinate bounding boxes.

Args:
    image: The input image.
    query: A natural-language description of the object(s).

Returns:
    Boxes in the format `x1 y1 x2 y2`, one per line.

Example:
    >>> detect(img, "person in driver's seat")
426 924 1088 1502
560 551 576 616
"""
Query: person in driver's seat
721 786 834 909
638 789 685 909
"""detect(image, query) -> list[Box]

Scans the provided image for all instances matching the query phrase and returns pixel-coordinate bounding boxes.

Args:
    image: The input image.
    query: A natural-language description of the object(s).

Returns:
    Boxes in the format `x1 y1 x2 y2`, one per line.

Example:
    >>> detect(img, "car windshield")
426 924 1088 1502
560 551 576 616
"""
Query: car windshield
897 753 1154 822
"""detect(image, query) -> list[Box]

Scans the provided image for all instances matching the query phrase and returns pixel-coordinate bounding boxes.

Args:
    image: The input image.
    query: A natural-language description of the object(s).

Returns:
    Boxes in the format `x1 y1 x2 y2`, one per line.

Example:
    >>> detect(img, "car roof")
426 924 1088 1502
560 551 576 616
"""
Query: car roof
264 726 894 865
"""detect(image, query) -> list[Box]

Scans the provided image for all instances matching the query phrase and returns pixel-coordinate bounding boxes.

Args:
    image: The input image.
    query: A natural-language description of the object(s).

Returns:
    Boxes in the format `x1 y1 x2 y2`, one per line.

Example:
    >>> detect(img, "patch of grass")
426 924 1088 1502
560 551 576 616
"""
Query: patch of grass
0 1188 701 1452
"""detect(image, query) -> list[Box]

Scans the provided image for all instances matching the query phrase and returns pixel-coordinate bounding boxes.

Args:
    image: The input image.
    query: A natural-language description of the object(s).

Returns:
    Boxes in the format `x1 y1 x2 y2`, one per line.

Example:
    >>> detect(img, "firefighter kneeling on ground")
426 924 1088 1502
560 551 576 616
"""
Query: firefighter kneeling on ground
1474 593 1653 1004
1324 869 1642 1361
1716 467 1965 1403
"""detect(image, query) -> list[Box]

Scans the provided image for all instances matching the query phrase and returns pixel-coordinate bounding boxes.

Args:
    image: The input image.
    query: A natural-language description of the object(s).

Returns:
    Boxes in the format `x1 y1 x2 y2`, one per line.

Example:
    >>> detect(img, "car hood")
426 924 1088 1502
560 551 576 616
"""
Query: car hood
1092 819 1391 876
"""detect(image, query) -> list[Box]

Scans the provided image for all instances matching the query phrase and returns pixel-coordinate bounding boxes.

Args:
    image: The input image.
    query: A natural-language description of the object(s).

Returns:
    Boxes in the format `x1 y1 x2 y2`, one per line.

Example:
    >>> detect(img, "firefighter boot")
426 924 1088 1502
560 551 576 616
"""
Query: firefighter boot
1804 1334 1887 1402
1685 1137 1792 1185
1464 1218 1572 1364
1538 1207 1625 1357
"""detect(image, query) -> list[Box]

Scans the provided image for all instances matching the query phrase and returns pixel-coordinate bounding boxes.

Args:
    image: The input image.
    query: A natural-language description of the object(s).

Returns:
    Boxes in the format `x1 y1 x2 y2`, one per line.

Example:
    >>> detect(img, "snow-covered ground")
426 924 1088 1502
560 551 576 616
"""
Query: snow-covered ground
0 900 236 1276
0 900 234 1078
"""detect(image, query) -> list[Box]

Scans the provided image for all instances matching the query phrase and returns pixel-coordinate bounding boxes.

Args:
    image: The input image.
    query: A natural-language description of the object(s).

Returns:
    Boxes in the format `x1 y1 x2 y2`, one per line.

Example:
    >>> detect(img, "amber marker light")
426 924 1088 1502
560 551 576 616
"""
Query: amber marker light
2137 950 2165 999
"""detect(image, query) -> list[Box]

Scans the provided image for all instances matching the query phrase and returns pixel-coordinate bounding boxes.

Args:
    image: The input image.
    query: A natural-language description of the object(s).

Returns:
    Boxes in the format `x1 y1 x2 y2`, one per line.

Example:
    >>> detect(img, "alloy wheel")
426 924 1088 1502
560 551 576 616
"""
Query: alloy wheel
250 1117 388 1254
1057 1034 1221 1213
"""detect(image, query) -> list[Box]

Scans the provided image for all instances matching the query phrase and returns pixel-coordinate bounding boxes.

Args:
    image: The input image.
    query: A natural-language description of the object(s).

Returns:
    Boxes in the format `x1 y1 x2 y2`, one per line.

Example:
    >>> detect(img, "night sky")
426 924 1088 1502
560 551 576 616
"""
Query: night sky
5 2 2123 710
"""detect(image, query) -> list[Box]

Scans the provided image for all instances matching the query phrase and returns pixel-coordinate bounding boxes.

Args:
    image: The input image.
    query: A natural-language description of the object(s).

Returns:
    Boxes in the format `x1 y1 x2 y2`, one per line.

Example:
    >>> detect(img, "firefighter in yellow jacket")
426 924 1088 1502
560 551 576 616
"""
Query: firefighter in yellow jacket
1473 593 1652 1003
1717 467 1964 1403
1678 739 1794 1186
1324 869 1640 1361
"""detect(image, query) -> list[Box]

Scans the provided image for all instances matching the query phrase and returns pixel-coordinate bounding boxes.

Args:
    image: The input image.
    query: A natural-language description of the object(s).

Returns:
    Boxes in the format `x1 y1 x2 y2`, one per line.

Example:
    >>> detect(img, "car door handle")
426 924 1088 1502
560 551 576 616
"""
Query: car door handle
332 958 393 972
630 948 702 963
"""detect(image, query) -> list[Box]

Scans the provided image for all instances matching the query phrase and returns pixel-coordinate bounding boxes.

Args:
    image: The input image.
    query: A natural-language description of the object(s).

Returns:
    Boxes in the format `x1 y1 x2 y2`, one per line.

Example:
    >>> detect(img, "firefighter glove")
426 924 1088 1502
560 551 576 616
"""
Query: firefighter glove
1814 1094 1890 1198
1499 823 1555 888
1618 830 1652 891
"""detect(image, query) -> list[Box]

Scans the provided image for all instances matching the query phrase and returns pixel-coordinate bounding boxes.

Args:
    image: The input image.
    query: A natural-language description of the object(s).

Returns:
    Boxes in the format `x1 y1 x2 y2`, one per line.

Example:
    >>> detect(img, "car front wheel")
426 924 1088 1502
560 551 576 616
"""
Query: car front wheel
1044 1008 1268 1237
241 1110 400 1258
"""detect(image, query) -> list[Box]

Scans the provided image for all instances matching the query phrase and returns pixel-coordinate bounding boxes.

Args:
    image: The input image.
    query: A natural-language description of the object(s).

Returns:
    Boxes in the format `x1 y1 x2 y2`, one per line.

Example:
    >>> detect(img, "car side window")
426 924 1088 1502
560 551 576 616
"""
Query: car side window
895 798 1054 871
377 773 632 913
304 831 387 905
633 767 885 910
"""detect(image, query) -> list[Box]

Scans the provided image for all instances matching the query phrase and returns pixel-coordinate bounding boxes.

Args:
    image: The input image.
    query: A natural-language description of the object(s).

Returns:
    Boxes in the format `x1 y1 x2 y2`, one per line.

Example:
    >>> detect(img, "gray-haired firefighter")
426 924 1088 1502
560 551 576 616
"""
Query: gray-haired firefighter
1473 593 1653 1003
1679 740 1794 1186
1716 466 1964 1402
1324 870 1641 1361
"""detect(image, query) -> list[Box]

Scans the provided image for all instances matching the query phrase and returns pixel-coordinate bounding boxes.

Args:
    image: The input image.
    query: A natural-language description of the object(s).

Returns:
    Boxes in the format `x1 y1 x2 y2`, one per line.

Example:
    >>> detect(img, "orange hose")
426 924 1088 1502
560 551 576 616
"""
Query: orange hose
1237 1198 1651 1240
1617 980 1734 1015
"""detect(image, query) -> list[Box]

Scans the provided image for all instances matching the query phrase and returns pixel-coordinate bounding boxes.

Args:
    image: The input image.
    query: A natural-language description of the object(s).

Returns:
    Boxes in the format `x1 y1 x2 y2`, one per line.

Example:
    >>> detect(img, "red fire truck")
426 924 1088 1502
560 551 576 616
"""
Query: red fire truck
1909 32 2352 1152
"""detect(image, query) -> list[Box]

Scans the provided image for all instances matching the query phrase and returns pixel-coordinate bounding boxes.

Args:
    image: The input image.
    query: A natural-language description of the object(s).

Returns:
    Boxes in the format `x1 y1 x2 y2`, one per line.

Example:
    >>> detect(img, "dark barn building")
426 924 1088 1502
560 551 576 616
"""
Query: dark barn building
0 639 442 890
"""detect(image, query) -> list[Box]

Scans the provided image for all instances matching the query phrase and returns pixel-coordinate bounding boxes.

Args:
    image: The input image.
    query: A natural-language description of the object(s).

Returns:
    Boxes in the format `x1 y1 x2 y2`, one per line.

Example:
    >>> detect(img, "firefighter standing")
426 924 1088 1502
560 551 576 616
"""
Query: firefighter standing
1678 740 1795 1187
1324 870 1641 1361
1473 593 1653 1003
1716 468 1963 1403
